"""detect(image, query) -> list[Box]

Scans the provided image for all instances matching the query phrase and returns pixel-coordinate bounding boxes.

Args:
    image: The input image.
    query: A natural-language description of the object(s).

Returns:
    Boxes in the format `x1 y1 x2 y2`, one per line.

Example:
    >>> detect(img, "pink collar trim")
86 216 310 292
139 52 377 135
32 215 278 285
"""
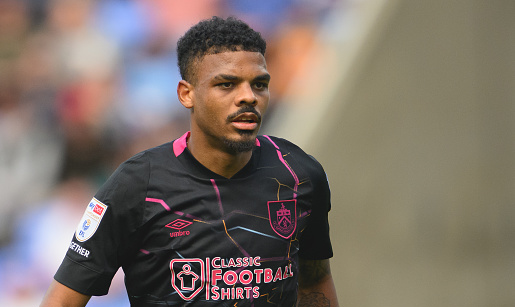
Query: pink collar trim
173 131 190 157
173 131 261 157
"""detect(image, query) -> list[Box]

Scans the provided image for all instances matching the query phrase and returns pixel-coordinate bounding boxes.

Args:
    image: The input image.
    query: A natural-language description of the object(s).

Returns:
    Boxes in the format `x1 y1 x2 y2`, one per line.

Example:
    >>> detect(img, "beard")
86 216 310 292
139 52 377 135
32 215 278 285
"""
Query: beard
221 106 261 153
222 129 256 153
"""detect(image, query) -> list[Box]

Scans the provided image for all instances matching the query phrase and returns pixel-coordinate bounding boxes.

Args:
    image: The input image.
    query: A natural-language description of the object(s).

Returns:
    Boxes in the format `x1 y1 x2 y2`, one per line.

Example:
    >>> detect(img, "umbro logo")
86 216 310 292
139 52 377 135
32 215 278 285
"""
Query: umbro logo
166 219 192 237
166 219 193 230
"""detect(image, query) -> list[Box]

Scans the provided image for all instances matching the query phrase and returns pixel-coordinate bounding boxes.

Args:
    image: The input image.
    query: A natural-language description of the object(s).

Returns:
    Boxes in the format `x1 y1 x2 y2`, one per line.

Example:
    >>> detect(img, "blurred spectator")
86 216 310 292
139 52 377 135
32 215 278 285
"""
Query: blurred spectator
0 0 63 245
43 0 122 182
0 177 128 307
92 0 149 49
136 0 222 41
223 0 295 38
0 70 63 245
114 33 189 158
266 22 321 105
0 0 29 62
45 0 120 82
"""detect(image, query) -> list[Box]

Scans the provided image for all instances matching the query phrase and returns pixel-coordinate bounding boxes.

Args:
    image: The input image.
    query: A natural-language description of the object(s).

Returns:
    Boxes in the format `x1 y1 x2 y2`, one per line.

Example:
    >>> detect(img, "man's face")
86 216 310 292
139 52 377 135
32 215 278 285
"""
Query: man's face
187 51 270 153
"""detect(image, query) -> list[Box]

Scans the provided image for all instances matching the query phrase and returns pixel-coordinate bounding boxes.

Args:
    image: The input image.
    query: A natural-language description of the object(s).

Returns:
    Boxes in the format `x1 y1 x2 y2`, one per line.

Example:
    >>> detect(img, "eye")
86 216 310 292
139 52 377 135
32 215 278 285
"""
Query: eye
217 82 233 89
254 82 269 90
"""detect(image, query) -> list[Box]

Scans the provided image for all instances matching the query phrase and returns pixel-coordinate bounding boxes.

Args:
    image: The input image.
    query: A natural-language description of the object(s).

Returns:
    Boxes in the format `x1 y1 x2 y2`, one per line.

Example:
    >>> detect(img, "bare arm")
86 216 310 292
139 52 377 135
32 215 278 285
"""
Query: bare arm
298 258 339 307
40 279 91 307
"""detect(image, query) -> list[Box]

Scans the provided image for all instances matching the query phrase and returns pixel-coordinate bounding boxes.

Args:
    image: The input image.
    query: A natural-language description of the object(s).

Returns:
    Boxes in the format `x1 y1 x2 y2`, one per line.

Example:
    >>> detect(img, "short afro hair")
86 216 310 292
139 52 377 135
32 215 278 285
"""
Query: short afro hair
177 16 267 83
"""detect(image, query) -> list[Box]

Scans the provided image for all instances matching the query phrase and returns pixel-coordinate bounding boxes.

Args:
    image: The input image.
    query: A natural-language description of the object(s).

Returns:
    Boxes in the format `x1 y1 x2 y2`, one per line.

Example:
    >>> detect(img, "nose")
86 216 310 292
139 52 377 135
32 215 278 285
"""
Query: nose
235 83 257 106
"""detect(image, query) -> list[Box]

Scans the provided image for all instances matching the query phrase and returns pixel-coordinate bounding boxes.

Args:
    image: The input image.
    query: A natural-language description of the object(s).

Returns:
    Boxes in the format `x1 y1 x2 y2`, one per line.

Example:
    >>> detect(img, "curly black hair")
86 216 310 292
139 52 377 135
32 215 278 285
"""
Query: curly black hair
177 16 267 83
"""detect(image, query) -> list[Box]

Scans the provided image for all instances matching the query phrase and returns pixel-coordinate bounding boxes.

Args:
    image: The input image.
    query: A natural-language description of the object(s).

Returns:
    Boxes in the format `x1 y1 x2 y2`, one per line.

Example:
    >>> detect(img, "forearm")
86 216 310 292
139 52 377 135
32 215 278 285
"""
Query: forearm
298 258 339 307
40 279 91 307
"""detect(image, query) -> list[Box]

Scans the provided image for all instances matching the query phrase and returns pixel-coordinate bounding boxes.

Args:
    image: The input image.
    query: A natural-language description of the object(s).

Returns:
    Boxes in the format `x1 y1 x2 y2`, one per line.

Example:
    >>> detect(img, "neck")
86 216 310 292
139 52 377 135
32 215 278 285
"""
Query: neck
187 134 253 178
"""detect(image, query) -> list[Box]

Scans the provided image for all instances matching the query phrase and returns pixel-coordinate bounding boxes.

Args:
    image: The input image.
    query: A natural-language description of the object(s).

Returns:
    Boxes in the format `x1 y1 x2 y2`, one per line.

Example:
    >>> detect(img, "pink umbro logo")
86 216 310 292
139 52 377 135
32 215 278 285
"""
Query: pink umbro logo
166 219 193 230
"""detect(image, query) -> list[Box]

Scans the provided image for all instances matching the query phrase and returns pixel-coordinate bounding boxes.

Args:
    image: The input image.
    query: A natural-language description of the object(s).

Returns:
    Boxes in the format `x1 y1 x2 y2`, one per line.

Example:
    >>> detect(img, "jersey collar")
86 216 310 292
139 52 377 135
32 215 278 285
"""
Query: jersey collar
173 131 261 180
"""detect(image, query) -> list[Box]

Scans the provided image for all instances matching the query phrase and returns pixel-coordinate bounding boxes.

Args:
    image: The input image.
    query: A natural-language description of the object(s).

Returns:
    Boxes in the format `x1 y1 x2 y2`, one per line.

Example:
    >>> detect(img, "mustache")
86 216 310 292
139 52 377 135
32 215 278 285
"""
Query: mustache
227 106 262 122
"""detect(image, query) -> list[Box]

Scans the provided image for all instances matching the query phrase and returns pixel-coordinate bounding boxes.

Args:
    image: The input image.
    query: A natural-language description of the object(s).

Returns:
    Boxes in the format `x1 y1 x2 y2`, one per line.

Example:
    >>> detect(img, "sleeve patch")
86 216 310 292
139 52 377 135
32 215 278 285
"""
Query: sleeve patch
75 198 108 242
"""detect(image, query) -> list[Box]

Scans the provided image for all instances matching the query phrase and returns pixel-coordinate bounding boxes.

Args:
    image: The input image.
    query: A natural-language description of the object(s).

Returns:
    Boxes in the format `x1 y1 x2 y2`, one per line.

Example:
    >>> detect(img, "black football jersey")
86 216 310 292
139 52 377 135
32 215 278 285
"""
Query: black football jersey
55 132 333 306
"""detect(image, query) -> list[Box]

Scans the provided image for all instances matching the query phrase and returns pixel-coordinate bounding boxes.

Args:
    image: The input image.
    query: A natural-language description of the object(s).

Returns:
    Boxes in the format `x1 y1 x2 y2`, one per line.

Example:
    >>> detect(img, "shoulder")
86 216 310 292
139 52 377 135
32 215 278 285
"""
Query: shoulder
100 142 175 194
258 135 326 174
258 135 305 156
93 143 176 219
117 142 174 172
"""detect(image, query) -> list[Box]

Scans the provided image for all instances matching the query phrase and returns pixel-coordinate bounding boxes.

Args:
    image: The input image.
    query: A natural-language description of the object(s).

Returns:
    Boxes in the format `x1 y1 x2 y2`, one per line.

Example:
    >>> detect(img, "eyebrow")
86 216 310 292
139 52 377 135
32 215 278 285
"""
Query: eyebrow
213 73 271 82
255 74 271 82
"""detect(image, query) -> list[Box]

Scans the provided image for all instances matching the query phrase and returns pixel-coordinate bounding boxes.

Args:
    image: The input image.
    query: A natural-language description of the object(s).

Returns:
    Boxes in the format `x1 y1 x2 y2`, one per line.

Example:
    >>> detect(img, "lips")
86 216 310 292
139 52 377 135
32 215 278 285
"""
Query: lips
232 112 258 123
230 112 260 130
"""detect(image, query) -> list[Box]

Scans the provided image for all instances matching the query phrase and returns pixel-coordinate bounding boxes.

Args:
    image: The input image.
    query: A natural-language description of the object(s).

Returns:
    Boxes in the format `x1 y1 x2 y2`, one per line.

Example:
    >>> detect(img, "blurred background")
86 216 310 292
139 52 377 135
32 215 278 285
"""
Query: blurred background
0 0 514 306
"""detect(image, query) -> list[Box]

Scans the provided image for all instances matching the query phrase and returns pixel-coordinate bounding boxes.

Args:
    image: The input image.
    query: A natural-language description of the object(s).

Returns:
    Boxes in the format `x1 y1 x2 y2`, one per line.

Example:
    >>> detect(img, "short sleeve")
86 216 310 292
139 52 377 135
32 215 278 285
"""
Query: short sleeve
298 155 333 260
54 153 149 295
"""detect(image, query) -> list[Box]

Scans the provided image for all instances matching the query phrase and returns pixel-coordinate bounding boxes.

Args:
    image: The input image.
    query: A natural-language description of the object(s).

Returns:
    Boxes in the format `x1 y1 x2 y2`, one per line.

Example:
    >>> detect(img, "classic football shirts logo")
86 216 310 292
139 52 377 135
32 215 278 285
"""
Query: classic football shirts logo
170 256 294 301
75 198 107 242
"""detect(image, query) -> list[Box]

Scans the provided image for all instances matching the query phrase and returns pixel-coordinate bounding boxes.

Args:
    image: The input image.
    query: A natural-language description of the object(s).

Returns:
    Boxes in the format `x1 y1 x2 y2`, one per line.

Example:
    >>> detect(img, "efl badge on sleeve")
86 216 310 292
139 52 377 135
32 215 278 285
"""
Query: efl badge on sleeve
268 199 297 239
75 198 108 242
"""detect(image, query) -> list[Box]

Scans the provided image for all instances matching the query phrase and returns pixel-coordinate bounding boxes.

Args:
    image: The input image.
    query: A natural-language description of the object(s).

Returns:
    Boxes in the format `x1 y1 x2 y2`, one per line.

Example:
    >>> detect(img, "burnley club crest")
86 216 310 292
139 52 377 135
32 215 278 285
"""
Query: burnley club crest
268 200 297 239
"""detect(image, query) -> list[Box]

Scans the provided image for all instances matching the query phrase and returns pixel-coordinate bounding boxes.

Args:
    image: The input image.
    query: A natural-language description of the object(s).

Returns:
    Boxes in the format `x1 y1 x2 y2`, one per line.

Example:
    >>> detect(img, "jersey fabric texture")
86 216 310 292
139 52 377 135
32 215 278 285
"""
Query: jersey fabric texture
55 132 333 306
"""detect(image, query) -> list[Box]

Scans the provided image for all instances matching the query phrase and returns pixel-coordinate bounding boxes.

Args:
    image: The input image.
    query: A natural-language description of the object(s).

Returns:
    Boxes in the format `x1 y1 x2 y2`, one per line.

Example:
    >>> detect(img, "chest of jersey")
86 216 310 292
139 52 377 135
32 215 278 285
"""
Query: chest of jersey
124 151 313 305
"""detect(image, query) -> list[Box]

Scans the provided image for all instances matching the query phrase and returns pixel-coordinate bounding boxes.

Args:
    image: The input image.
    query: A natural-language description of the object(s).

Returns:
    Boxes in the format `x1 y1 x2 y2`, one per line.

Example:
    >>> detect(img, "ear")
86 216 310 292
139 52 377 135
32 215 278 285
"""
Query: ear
177 80 194 109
